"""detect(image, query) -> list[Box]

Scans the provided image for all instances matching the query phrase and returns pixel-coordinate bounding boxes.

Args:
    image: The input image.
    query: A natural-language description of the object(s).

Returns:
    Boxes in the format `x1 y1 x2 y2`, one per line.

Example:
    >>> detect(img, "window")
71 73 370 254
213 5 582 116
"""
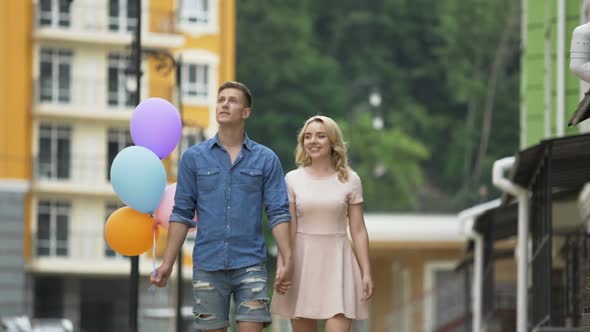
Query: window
38 124 71 180
170 127 206 177
38 0 71 27
180 127 206 155
178 0 210 25
37 200 70 257
107 128 133 180
109 0 138 32
39 49 72 103
107 54 136 107
182 63 209 100
104 202 124 258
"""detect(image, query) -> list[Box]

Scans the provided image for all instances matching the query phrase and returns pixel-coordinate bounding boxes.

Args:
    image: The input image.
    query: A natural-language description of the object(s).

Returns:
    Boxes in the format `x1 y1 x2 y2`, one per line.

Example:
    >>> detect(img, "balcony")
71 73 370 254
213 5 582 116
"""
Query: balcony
33 77 175 122
28 215 195 277
34 2 185 49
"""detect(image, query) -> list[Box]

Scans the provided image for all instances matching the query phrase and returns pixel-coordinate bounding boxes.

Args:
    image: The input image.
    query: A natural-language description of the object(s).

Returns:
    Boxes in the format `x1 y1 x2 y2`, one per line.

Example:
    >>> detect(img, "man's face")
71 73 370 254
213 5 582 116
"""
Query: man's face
216 88 251 125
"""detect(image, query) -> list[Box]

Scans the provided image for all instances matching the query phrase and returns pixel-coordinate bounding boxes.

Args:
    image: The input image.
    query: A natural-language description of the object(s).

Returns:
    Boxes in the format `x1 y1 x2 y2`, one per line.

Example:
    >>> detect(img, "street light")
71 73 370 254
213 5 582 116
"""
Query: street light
126 2 185 331
369 90 384 130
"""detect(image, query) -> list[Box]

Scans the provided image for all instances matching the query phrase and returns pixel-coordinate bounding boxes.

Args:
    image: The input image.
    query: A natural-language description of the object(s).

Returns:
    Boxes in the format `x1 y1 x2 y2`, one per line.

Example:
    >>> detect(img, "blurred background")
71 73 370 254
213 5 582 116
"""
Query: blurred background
3 0 590 331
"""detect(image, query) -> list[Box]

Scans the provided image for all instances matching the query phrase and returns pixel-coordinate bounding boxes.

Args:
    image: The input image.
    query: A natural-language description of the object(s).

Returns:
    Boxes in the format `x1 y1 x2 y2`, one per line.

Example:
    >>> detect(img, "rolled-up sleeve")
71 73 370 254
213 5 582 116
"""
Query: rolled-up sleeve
263 152 291 228
170 151 197 228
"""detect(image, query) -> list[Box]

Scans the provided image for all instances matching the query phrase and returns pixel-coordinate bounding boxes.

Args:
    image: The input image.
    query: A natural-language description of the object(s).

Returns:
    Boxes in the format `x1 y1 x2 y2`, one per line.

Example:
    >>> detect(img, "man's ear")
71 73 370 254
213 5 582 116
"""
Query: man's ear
242 107 252 119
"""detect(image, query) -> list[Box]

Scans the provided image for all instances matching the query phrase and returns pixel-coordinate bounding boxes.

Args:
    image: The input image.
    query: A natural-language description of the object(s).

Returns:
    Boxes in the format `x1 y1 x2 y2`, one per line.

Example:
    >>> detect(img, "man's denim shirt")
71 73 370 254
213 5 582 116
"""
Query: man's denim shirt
170 133 291 271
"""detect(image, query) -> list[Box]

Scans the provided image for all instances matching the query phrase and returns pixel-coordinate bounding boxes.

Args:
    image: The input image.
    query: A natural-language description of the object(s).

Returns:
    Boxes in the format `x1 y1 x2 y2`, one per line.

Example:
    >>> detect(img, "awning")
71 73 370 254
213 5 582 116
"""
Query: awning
510 133 590 190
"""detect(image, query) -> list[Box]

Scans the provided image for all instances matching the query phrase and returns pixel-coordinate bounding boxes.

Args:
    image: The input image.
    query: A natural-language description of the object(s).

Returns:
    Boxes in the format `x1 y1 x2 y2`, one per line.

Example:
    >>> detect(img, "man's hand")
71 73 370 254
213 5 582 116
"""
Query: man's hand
150 262 174 288
274 257 293 295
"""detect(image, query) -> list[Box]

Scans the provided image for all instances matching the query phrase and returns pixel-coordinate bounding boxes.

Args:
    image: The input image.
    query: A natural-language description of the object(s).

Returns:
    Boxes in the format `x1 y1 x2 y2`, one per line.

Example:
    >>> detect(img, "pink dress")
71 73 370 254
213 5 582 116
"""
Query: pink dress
270 167 369 320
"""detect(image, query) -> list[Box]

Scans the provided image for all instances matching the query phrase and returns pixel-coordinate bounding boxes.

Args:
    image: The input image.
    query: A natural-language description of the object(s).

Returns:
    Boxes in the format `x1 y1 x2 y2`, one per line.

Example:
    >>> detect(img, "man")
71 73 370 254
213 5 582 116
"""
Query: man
150 81 293 332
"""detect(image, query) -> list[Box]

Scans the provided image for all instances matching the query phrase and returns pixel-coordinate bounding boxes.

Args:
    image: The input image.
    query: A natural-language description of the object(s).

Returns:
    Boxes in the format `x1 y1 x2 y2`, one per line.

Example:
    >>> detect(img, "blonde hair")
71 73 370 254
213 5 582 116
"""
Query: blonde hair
295 115 350 182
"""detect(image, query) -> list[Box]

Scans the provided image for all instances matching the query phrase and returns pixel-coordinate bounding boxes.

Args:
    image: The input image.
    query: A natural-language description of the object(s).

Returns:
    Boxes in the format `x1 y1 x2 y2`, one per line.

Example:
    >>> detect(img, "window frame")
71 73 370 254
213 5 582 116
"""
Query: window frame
36 200 71 257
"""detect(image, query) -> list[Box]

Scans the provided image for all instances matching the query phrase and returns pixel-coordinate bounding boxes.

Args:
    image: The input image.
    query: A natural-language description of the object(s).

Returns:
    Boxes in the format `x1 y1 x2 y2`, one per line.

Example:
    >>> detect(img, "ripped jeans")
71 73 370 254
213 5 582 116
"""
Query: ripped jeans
192 263 272 330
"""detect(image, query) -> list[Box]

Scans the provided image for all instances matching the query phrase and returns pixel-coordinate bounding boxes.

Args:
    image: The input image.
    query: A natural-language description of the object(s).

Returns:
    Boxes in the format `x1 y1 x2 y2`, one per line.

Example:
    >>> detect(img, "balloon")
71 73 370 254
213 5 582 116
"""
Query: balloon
110 146 166 213
130 98 182 159
155 183 197 232
105 207 159 256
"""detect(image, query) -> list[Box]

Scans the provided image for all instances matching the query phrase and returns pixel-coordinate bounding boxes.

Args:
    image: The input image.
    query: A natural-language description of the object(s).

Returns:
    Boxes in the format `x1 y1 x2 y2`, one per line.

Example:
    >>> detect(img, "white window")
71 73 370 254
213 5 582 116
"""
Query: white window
107 128 133 181
39 49 73 104
171 127 206 177
180 127 206 155
178 0 211 25
182 63 209 100
104 202 125 258
38 124 71 180
109 0 138 32
38 0 71 27
107 54 136 108
37 200 70 257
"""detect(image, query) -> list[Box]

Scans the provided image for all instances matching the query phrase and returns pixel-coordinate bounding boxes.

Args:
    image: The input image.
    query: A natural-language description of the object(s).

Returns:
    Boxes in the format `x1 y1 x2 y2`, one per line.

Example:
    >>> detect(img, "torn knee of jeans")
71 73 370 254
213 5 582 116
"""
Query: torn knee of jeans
195 313 216 320
240 299 267 310
193 281 214 290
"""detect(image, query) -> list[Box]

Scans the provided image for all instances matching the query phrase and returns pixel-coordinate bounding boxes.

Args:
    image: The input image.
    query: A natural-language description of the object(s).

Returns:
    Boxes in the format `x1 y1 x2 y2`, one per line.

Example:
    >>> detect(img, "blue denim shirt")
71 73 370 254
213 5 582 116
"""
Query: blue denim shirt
170 133 290 271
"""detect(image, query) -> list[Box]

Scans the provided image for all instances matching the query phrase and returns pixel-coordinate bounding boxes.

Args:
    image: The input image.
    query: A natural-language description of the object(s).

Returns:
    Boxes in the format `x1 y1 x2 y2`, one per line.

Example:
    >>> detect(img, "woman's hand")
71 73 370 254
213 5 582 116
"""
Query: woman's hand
362 274 373 301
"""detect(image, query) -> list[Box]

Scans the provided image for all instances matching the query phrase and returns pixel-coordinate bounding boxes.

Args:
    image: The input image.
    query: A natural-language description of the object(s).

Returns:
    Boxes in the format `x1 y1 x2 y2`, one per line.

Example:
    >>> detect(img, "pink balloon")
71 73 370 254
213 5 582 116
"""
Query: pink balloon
155 183 197 232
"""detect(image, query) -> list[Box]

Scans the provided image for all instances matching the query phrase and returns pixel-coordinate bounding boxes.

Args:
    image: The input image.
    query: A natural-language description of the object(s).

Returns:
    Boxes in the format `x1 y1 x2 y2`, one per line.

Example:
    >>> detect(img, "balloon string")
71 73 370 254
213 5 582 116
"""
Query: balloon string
152 221 157 276
150 213 157 276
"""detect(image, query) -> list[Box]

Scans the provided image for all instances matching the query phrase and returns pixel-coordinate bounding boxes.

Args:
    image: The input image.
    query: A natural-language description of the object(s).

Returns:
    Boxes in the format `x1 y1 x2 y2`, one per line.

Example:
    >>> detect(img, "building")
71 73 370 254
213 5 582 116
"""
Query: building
0 0 235 331
458 1 590 331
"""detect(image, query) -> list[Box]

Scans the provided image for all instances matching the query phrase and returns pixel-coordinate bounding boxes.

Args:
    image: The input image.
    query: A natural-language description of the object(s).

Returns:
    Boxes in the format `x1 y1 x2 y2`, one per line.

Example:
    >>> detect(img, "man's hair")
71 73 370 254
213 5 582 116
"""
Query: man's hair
218 81 253 108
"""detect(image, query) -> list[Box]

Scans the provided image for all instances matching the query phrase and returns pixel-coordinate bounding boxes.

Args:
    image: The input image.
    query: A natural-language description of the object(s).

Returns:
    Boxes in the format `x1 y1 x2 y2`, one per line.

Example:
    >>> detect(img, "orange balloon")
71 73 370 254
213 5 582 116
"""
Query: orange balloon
105 206 159 256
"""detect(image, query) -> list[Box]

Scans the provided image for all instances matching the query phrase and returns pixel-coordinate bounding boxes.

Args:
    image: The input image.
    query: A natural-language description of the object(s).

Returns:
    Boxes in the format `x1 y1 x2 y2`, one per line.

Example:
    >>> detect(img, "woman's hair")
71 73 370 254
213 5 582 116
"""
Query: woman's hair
295 115 350 182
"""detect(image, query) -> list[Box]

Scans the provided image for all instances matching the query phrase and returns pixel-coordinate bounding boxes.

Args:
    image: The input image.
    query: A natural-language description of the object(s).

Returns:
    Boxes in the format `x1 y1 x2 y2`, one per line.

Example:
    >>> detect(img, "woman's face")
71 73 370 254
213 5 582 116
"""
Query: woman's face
303 121 332 161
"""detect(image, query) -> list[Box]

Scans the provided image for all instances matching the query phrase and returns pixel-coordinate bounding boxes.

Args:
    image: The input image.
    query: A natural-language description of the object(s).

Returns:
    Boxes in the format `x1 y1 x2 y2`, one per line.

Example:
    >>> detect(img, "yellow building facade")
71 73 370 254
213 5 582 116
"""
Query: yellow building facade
0 1 234 330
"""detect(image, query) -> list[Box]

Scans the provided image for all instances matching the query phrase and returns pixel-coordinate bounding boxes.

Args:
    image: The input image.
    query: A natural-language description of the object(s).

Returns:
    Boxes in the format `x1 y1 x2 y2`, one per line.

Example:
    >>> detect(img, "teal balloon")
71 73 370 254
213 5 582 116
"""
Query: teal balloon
110 146 166 213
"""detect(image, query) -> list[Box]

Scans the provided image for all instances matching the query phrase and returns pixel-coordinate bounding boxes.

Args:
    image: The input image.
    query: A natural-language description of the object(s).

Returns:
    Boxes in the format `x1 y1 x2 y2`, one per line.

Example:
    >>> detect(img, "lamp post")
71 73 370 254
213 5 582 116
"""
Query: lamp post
369 90 383 130
126 1 184 331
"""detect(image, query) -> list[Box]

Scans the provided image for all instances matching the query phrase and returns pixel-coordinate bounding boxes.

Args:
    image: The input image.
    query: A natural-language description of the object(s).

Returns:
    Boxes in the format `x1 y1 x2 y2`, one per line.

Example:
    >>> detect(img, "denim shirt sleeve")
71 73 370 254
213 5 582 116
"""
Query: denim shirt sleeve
170 151 197 228
263 151 291 228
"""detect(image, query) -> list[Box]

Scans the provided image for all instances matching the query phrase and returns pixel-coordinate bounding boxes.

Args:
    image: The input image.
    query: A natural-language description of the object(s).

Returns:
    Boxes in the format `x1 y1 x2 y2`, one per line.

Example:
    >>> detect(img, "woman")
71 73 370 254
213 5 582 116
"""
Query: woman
271 115 373 332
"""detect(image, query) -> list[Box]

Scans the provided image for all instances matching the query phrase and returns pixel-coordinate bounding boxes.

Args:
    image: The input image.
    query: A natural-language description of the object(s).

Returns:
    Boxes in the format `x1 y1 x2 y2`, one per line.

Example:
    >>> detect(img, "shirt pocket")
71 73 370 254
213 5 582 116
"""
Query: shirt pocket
237 168 263 192
197 168 221 192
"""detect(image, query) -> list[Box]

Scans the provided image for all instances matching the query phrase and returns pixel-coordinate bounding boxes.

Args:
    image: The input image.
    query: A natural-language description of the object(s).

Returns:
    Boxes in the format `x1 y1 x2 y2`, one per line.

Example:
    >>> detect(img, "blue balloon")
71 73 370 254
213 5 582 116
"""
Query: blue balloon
110 146 166 213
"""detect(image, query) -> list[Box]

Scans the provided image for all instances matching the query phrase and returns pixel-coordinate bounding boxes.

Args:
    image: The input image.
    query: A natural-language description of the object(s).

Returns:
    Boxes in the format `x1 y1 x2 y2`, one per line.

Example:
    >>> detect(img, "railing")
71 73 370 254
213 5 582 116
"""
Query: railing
35 2 179 35
33 77 175 112
530 145 554 330
31 218 194 262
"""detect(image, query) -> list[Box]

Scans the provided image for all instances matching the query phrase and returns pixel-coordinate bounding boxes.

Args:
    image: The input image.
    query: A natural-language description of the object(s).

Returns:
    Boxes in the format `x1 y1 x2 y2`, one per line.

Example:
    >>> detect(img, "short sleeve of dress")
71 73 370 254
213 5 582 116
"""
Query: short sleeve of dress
348 171 364 204
285 171 296 203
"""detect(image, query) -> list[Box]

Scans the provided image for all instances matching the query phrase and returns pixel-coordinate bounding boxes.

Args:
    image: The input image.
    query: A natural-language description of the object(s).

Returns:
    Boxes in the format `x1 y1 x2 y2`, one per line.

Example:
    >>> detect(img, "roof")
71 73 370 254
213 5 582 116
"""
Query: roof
510 133 590 189
473 202 518 241
364 213 466 242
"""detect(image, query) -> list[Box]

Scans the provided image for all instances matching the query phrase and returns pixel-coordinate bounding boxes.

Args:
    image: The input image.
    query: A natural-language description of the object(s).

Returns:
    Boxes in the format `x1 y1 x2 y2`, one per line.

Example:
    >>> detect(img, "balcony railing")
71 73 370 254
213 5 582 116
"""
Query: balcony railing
35 2 179 35
31 219 194 262
33 77 175 113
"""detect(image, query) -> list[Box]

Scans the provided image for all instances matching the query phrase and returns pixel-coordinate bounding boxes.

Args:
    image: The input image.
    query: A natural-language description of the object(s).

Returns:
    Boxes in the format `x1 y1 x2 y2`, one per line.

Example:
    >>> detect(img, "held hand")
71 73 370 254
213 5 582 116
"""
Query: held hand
362 274 374 301
150 262 174 288
274 258 293 295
